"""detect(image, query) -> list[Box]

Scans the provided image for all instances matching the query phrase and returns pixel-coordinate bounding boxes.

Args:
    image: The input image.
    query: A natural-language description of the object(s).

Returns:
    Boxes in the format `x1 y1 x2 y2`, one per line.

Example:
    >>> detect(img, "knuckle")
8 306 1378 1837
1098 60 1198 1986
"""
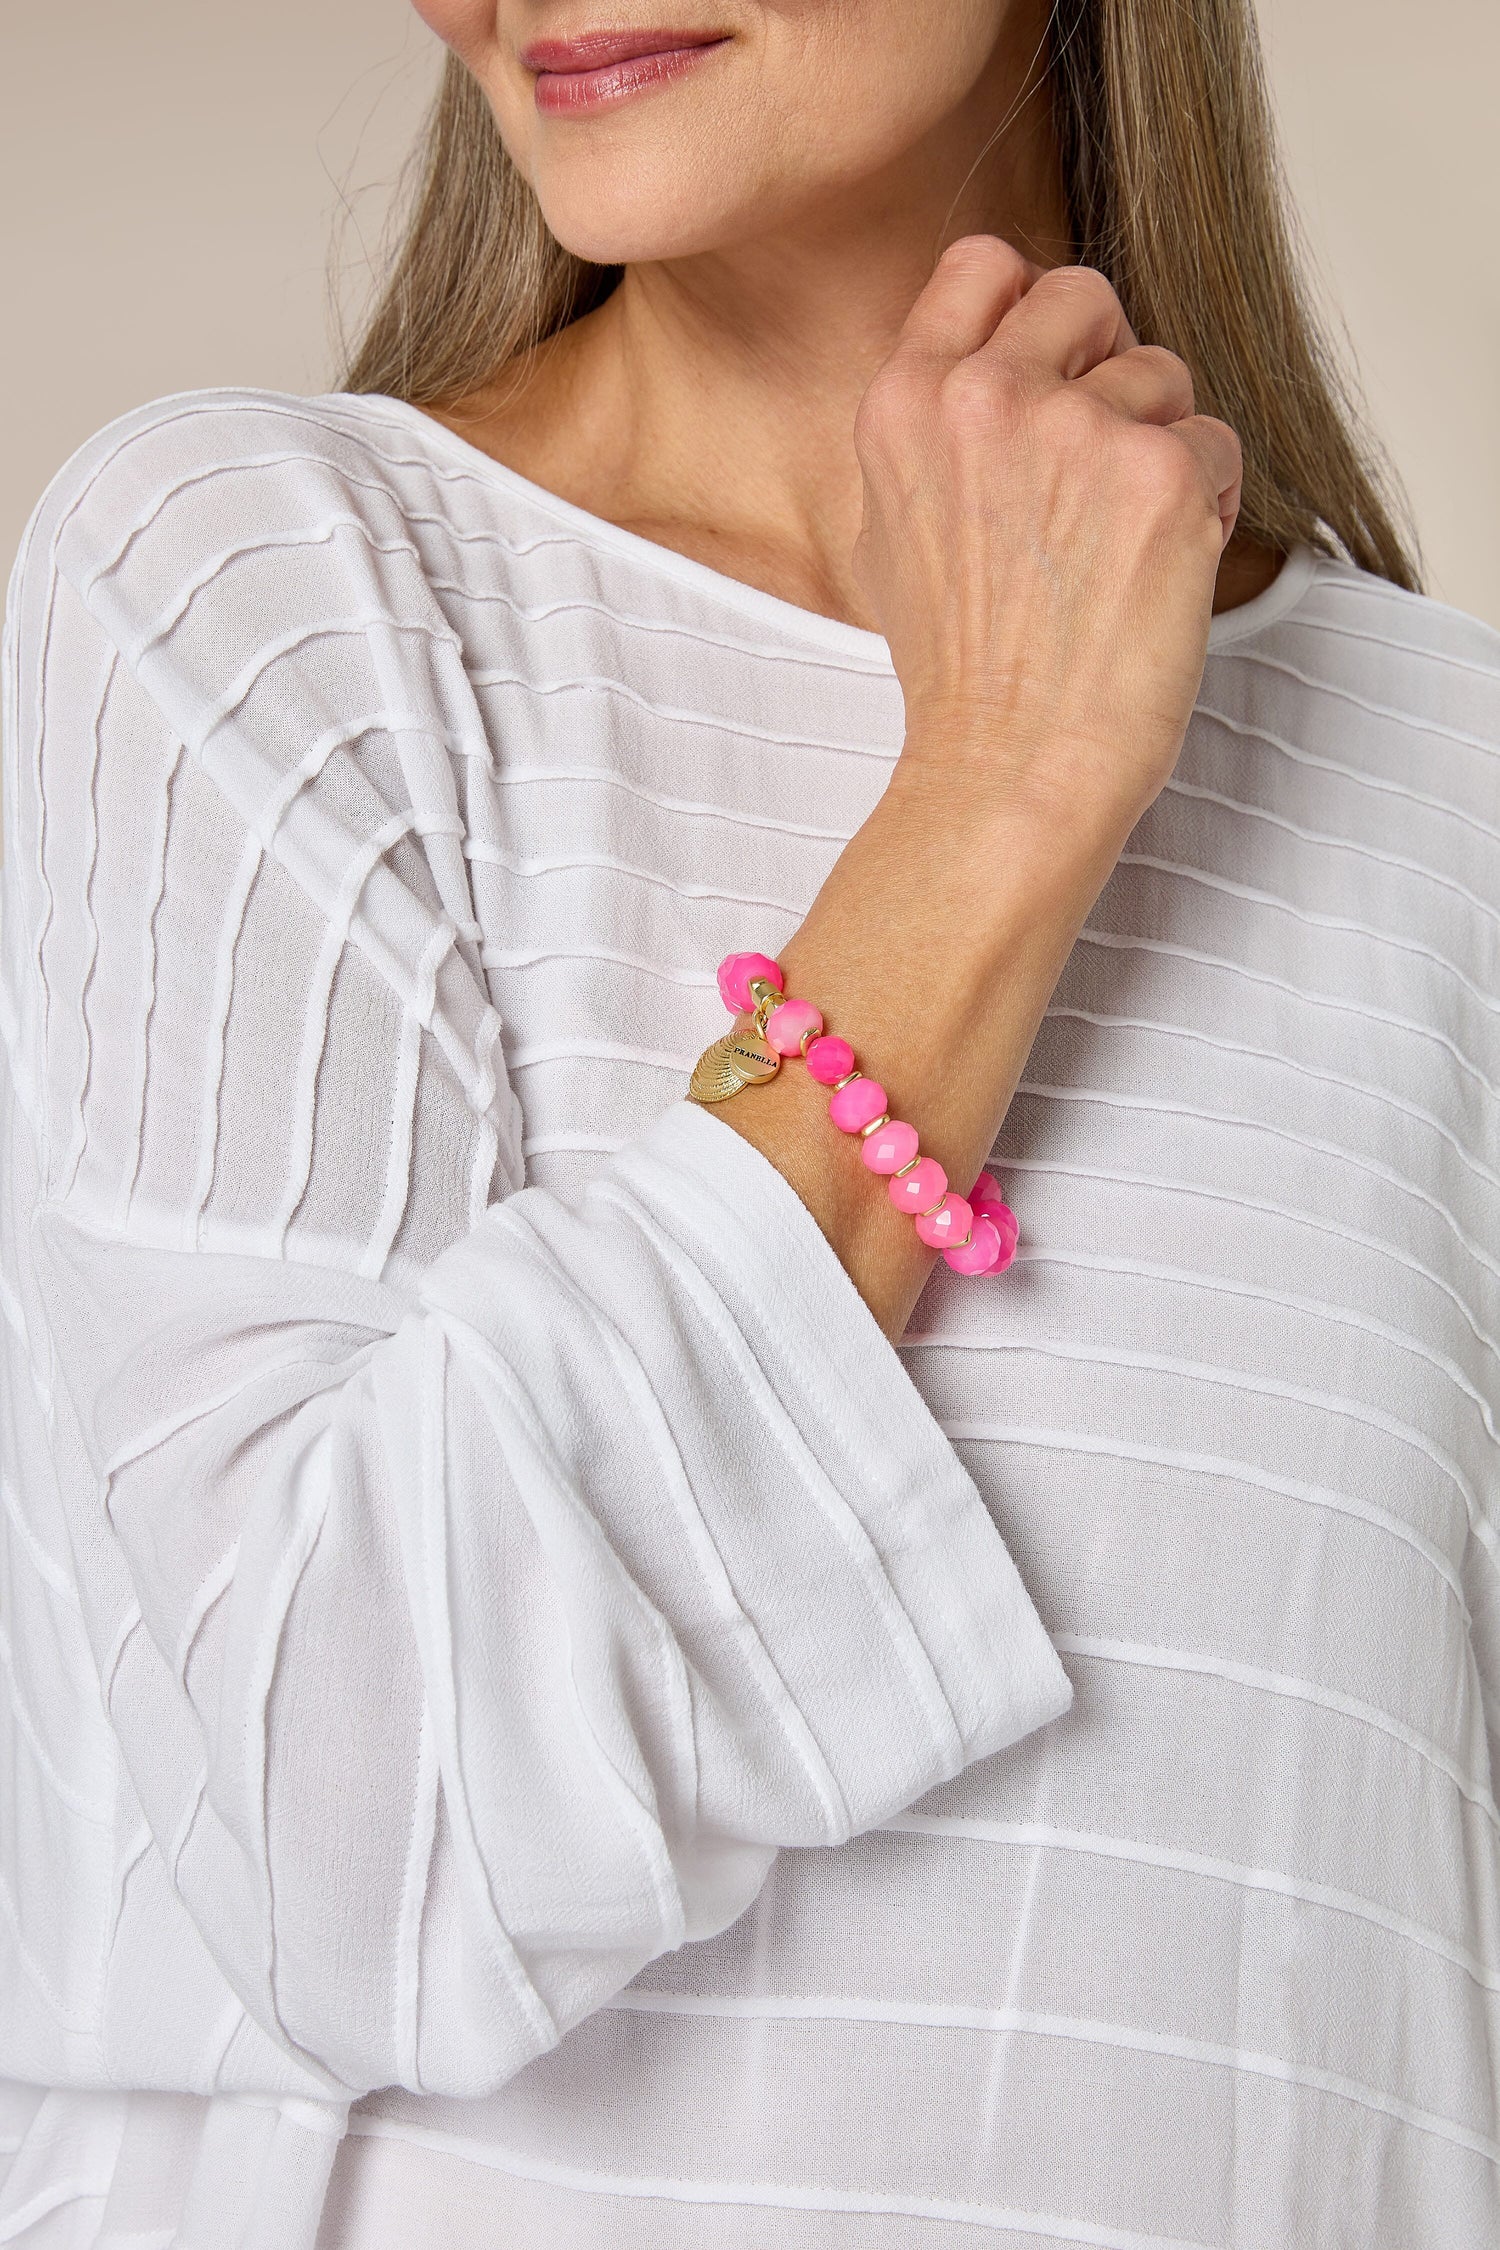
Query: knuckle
1117 426 1201 513
1035 261 1121 316
938 231 1029 276
853 366 918 449
1199 413 1244 468
937 354 1004 430
1132 344 1196 412
850 405 888 465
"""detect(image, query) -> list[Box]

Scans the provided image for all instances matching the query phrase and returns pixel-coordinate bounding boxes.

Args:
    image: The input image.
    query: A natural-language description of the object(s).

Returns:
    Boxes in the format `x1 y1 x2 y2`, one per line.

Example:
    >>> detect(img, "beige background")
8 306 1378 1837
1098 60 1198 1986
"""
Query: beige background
3 0 1496 628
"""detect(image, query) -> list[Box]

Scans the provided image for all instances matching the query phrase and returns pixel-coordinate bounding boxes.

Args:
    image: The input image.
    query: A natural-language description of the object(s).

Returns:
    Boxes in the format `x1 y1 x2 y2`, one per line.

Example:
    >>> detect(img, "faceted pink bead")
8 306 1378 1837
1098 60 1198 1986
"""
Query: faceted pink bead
888 1155 947 1213
943 1213 1004 1275
765 997 823 1057
805 1034 855 1086
861 1119 920 1175
828 1077 887 1133
914 1192 973 1250
715 952 768 1012
718 951 783 1013
968 1170 1007 1216
984 1202 1020 1271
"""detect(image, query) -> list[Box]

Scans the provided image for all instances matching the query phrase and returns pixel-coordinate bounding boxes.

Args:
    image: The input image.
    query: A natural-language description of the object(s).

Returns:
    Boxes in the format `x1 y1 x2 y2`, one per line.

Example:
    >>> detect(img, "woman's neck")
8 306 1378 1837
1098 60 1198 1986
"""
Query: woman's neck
430 272 912 627
425 37 1284 630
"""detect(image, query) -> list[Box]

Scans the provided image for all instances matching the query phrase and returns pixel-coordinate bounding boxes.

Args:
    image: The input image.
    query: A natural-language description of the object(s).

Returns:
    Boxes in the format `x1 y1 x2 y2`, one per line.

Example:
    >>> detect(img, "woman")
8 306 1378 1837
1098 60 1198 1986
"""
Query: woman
2 0 1496 2242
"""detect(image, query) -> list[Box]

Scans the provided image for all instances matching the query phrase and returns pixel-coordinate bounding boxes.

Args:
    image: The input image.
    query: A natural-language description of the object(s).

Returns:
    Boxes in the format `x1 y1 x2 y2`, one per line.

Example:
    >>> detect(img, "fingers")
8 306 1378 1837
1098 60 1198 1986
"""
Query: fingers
1079 344 1195 428
980 263 1139 380
893 235 1047 367
879 239 1243 548
1169 415 1245 548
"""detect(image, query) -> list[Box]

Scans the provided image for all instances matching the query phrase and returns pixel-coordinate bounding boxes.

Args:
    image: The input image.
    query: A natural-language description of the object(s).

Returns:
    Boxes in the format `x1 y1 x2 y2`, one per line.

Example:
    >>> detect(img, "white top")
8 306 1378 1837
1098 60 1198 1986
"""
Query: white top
1 388 1497 2250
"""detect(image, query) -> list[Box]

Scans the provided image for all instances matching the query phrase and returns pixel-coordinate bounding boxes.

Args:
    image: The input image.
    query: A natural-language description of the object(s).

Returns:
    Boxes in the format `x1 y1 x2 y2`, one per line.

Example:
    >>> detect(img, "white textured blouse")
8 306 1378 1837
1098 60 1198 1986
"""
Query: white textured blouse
2 387 1499 2250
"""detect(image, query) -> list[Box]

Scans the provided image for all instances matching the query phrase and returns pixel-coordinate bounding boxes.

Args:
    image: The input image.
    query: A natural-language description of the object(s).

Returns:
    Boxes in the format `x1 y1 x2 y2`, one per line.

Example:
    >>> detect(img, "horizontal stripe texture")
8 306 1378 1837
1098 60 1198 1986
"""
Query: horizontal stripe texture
1 388 1498 2248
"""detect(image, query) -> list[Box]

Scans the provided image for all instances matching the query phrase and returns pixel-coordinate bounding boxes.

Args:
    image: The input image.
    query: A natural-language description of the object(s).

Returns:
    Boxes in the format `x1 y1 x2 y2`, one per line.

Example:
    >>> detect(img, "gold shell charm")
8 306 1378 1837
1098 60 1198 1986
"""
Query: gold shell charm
687 1029 781 1104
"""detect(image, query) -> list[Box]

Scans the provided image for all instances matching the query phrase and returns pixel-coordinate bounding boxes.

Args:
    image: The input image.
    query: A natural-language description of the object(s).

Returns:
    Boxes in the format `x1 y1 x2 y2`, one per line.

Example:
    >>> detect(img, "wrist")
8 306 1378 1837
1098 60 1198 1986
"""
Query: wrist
892 717 1155 874
774 802 1091 1101
875 757 1125 936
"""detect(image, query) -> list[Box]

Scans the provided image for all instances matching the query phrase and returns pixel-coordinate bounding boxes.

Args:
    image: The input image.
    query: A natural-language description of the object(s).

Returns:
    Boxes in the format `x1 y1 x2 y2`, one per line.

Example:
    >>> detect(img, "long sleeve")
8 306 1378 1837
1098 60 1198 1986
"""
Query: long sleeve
0 396 1071 2105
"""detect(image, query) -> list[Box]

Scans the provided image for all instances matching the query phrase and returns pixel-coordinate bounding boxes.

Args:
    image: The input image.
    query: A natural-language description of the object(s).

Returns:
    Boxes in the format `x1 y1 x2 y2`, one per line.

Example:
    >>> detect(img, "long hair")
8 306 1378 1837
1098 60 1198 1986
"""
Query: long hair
339 4 1421 590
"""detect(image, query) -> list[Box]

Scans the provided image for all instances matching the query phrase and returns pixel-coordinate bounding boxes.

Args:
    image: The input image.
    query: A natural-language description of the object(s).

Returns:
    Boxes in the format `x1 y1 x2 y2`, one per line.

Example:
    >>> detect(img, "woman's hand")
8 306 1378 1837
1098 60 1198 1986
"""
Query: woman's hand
713 236 1246 1338
851 234 1243 849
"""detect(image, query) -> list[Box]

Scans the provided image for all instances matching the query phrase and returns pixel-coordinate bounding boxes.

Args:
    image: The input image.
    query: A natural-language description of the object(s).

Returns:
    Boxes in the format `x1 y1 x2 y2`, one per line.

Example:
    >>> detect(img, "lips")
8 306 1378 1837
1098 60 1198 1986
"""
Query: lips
523 25 730 114
520 26 727 73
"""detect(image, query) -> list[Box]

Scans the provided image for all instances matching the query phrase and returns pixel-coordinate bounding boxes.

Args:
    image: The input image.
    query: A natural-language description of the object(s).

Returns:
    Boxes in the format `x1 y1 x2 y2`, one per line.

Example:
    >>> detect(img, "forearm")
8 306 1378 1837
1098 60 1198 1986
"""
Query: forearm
708 750 1125 1341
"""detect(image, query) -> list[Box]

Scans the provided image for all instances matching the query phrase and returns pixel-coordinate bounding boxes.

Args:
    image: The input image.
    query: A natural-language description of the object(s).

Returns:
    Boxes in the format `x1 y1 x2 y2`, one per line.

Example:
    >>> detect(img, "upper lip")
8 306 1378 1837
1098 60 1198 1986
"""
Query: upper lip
520 25 726 72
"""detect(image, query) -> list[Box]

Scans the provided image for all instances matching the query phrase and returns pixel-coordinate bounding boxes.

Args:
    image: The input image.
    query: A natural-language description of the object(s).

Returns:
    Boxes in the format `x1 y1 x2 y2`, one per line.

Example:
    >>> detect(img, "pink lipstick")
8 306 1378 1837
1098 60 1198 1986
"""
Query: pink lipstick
522 26 731 114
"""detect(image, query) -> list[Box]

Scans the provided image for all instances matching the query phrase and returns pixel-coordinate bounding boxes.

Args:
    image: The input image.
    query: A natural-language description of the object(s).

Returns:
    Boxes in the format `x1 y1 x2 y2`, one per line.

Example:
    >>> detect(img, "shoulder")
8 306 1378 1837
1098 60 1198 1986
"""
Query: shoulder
1229 545 1500 734
3 388 511 828
12 387 443 603
5 388 492 756
1204 544 1500 817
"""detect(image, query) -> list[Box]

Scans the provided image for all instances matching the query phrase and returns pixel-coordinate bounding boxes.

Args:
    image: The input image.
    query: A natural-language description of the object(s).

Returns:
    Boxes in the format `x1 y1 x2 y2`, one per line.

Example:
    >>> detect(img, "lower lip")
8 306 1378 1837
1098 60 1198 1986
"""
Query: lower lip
532 39 729 115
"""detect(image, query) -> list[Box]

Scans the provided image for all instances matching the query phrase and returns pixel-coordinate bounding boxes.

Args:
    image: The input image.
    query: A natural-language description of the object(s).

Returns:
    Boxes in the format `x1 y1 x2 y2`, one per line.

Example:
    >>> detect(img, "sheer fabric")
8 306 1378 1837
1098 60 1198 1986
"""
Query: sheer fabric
2 390 1498 2246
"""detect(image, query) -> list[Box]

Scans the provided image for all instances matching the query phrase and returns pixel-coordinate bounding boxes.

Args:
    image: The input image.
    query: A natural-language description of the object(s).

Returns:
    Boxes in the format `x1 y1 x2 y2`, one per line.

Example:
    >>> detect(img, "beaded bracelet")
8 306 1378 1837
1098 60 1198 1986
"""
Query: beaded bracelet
686 949 1019 1277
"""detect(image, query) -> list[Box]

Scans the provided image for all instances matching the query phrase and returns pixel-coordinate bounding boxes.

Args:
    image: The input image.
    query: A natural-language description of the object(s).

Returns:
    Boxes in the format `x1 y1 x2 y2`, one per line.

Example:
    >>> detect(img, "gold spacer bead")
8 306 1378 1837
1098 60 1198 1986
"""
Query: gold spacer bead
858 1113 891 1138
747 979 783 1036
799 1025 821 1058
894 1156 921 1177
917 1191 949 1218
948 1223 975 1250
832 1070 863 1091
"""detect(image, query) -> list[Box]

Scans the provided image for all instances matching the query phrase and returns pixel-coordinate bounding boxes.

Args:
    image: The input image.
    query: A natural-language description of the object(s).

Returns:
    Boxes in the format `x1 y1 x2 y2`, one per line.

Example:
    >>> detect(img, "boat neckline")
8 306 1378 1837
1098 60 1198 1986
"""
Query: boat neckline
351 390 1322 665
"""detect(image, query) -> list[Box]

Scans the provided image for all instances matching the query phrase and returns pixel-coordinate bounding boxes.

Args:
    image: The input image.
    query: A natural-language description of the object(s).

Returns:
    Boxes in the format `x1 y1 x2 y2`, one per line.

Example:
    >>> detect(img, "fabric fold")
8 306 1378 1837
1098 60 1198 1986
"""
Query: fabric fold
4 390 1070 2118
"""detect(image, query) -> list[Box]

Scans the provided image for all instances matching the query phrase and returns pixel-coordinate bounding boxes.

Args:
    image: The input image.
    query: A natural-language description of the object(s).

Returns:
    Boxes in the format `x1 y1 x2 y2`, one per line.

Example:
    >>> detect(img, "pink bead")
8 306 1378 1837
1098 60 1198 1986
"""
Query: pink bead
943 1213 1004 1275
828 1077 887 1133
764 997 823 1057
861 1119 920 1175
914 1192 973 1250
984 1202 1020 1272
805 1035 855 1086
888 1156 947 1213
968 1170 1007 1216
718 952 783 1013
716 953 753 1011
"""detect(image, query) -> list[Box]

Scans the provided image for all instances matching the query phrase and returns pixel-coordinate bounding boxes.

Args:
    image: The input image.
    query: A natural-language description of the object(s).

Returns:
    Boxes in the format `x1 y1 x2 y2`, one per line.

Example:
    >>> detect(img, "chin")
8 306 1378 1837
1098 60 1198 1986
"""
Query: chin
533 178 783 268
524 111 816 267
529 169 741 267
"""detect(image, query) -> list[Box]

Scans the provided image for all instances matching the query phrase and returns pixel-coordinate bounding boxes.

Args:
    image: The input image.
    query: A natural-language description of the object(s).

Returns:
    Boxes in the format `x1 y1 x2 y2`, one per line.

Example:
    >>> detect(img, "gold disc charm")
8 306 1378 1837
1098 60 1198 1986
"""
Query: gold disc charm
687 1029 781 1104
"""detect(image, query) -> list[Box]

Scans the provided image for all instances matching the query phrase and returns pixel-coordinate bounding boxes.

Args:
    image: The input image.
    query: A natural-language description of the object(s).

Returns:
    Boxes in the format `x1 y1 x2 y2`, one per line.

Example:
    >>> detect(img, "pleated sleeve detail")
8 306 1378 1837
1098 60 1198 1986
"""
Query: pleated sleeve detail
3 394 1070 2104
